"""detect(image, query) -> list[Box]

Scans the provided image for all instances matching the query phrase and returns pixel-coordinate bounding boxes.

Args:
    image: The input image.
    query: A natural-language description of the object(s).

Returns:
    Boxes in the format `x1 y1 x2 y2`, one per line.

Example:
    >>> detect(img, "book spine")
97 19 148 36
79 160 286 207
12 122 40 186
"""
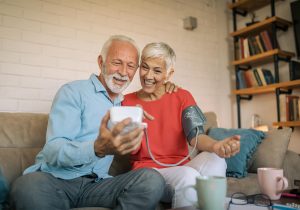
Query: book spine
261 30 273 51
237 71 246 89
262 69 274 84
259 33 267 51
257 67 267 86
255 35 265 53
240 37 244 59
251 36 261 54
248 36 255 56
293 97 298 121
243 38 250 58
244 70 253 87
249 70 258 87
286 95 290 121
280 94 287 122
253 69 263 86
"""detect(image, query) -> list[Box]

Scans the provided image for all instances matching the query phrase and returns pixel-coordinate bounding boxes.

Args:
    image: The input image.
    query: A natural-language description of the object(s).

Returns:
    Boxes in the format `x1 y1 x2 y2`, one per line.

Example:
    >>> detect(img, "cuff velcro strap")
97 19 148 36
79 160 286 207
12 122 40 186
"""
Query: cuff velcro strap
182 105 206 142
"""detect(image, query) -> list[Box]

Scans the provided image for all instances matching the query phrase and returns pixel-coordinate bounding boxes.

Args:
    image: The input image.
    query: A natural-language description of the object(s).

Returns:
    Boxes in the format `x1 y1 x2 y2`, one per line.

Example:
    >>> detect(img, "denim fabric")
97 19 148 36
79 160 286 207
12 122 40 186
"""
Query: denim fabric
24 74 123 180
0 168 8 210
10 168 165 210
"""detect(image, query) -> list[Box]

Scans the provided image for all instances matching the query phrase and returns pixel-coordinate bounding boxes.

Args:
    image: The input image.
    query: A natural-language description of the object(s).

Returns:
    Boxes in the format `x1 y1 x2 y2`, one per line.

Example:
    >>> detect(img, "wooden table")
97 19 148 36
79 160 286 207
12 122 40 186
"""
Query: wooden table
166 195 300 210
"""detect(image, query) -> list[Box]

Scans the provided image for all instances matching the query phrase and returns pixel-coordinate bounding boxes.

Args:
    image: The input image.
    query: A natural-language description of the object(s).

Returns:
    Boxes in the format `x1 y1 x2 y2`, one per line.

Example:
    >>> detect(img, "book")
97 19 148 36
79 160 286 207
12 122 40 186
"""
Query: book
260 30 273 51
253 69 263 86
289 60 300 81
247 36 256 56
257 67 267 86
262 69 274 84
237 71 247 89
298 98 300 122
273 203 299 210
286 95 299 121
280 94 287 122
243 38 250 58
251 36 262 54
250 70 259 86
292 96 299 121
286 95 291 121
259 33 268 52
255 35 265 53
244 70 253 87
239 37 244 59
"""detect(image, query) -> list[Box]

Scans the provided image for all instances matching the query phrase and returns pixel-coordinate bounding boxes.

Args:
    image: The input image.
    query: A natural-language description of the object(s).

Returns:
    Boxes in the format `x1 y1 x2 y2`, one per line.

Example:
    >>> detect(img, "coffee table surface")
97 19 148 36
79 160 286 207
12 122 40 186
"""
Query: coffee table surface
167 204 270 210
166 198 270 210
167 196 300 210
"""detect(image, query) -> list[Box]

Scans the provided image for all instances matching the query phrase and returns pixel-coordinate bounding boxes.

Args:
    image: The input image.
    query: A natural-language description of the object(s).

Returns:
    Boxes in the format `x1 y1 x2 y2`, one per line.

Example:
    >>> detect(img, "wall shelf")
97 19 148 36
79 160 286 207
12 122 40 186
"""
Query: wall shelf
273 121 300 127
231 49 295 66
230 16 292 38
228 0 281 13
232 80 300 96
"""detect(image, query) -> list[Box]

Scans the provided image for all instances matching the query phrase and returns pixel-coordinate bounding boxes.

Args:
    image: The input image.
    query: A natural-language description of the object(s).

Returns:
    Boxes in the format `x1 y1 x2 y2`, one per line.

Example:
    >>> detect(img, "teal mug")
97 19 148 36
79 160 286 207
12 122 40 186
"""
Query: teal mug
183 176 227 210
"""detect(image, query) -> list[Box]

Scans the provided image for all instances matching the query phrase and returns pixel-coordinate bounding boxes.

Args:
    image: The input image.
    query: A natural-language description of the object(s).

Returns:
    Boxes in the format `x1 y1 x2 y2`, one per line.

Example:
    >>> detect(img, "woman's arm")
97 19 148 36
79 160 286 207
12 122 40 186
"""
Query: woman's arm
190 134 241 158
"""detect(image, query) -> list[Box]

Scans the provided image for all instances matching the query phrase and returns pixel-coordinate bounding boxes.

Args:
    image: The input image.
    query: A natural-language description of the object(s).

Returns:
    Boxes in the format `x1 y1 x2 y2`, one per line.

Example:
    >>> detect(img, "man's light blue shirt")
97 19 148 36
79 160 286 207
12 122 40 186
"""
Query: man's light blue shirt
24 74 123 180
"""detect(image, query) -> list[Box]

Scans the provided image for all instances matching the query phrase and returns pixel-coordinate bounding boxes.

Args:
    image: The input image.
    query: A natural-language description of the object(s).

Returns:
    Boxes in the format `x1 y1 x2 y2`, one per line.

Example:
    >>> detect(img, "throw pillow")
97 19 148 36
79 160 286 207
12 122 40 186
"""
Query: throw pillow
249 127 292 173
208 128 265 178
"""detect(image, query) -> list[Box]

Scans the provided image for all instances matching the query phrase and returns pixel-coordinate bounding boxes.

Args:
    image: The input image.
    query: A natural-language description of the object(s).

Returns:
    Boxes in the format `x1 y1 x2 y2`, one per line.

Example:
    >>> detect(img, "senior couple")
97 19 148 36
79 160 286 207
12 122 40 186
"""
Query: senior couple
10 35 240 210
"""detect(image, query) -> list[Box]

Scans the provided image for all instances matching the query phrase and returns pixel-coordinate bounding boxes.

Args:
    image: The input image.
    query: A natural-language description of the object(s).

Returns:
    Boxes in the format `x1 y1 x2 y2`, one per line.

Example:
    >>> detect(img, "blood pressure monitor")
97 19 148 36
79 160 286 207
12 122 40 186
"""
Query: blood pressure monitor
109 106 146 134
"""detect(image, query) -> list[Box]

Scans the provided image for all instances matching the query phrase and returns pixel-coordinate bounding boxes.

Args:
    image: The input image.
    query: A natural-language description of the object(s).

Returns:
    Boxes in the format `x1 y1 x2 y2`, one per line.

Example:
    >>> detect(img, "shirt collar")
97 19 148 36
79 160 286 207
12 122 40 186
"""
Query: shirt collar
90 74 124 103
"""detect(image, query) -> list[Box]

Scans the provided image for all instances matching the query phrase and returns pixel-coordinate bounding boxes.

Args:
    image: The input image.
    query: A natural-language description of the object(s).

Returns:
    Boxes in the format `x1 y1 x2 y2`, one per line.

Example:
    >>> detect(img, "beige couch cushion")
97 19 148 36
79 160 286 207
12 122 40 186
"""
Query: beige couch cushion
227 173 259 195
203 112 218 133
249 127 292 173
0 113 47 184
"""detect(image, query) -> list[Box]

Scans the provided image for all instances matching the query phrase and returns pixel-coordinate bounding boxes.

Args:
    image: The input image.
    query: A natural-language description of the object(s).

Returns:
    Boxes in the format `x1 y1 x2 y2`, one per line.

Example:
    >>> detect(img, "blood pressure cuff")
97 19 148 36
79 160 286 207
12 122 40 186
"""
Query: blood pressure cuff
182 105 207 143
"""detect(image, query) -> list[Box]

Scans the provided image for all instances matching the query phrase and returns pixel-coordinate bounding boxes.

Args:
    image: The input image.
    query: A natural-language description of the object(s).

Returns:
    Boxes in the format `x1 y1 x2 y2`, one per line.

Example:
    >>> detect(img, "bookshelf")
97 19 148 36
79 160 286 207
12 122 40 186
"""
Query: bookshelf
230 16 292 38
231 49 295 66
232 80 300 95
228 0 281 12
273 121 300 127
229 0 296 128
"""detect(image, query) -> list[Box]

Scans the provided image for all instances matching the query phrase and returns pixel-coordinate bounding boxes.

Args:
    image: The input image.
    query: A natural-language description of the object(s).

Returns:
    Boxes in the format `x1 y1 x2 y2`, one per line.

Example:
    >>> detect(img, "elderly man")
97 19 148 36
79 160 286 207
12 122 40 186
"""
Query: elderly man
10 35 165 210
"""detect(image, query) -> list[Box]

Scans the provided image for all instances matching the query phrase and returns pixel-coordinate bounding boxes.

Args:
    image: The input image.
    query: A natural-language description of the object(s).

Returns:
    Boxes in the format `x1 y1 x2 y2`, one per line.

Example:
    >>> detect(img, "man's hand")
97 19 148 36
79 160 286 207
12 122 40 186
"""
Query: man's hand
164 81 179 93
212 135 240 158
94 111 144 157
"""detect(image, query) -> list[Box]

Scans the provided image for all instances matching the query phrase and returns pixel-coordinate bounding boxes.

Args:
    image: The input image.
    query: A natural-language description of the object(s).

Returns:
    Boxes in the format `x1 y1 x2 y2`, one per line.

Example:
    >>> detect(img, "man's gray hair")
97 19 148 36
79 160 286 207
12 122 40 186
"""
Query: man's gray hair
142 42 176 71
100 35 140 63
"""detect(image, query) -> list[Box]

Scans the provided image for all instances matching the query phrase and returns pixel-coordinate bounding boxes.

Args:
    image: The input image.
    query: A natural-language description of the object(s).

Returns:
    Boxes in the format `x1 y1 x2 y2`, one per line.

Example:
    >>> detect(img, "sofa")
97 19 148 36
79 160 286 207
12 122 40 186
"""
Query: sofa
0 112 300 210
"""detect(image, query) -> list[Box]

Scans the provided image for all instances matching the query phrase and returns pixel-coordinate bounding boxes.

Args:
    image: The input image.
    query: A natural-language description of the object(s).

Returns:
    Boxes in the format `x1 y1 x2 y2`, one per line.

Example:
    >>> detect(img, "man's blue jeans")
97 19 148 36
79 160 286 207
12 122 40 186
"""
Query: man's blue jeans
10 168 165 210
0 168 9 210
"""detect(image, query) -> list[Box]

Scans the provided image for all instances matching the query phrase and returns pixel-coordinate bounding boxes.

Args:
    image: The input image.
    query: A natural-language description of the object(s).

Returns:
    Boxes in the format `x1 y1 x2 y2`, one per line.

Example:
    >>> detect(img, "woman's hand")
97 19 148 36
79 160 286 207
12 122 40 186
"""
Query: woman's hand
212 135 241 158
136 104 154 121
164 81 179 93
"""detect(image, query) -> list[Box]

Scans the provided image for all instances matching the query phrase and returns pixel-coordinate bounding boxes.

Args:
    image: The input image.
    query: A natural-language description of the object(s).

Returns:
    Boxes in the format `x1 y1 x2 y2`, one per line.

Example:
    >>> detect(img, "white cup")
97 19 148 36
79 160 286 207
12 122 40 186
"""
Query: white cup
257 167 288 200
183 176 227 210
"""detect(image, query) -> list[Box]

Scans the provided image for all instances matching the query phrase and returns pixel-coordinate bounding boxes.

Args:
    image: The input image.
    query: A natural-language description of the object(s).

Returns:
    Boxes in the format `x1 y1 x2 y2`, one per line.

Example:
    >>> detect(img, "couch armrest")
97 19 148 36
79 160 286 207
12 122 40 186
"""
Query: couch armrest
283 150 300 189
203 112 218 134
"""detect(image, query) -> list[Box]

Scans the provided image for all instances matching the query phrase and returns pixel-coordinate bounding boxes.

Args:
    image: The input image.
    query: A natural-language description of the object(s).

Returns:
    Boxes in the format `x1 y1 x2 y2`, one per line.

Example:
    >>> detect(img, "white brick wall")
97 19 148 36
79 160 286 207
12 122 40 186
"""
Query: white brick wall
0 0 232 128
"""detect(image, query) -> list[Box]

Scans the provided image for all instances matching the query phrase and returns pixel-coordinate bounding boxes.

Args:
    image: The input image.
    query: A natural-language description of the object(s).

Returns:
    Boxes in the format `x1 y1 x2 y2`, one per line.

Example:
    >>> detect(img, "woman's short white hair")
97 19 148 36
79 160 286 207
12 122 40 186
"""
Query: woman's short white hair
142 42 176 71
100 35 140 63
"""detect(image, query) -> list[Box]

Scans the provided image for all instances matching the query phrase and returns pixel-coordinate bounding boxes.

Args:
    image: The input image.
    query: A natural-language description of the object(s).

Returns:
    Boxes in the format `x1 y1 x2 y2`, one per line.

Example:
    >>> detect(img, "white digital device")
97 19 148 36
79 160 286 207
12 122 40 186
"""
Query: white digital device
109 106 146 134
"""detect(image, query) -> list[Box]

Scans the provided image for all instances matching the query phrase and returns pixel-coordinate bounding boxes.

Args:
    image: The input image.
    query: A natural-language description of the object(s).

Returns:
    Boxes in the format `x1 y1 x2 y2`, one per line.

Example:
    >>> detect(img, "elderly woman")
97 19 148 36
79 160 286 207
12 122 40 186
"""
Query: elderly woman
122 42 240 208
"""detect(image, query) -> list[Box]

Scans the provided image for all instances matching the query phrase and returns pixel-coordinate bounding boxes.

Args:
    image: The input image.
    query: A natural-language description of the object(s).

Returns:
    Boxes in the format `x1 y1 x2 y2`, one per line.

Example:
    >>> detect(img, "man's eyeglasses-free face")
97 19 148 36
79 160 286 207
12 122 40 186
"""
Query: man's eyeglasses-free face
110 60 139 71
227 192 273 210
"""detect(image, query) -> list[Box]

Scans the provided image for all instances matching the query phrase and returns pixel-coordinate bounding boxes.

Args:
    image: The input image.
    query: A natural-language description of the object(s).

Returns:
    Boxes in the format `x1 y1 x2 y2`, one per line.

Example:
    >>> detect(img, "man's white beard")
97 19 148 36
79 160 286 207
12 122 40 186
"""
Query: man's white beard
103 65 130 94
